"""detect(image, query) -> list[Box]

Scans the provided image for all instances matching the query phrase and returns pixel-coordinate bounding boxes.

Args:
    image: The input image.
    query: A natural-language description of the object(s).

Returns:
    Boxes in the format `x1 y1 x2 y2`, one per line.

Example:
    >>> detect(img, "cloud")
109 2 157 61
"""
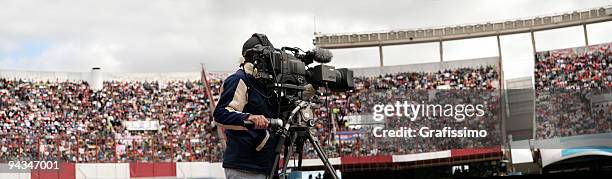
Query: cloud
0 0 610 77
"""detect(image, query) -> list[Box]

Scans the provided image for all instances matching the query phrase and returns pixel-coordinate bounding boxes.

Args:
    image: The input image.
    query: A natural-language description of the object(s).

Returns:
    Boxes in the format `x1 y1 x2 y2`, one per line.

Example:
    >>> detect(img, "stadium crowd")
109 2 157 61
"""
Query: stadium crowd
1 65 502 162
0 78 223 162
307 66 501 158
535 43 612 139
535 44 612 90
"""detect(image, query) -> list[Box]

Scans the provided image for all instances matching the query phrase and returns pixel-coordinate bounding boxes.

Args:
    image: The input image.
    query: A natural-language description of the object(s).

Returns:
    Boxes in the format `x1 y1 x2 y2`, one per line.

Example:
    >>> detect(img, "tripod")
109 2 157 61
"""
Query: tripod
268 101 339 179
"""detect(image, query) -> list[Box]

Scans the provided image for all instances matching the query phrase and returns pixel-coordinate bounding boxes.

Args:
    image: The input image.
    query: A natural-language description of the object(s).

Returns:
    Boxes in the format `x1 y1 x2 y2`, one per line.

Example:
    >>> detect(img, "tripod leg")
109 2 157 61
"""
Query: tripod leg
306 132 339 179
280 132 298 179
296 139 304 170
269 154 280 179
269 130 288 179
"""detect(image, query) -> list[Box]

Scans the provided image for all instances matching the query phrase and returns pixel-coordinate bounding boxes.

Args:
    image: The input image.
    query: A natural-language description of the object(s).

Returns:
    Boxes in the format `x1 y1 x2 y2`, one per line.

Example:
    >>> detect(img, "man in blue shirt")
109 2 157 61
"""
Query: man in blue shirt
214 34 279 179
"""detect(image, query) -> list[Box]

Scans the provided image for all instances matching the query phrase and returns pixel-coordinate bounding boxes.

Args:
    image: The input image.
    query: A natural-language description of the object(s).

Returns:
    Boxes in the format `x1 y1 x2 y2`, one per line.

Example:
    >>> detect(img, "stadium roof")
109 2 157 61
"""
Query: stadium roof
315 6 612 49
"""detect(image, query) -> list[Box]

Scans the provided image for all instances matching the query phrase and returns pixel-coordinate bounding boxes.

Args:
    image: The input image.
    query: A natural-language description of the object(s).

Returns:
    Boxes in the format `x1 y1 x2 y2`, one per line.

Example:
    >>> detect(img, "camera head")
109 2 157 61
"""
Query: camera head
241 33 354 99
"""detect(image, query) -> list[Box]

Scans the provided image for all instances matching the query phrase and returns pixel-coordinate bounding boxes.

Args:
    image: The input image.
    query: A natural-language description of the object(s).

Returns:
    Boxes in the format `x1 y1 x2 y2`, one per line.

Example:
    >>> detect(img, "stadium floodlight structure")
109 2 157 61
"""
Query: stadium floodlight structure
314 6 612 64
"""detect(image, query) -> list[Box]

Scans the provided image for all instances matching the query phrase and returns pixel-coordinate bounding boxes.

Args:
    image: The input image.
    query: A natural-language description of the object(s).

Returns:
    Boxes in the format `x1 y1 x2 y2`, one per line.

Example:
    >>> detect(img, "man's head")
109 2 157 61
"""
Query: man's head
242 33 273 56
241 33 274 76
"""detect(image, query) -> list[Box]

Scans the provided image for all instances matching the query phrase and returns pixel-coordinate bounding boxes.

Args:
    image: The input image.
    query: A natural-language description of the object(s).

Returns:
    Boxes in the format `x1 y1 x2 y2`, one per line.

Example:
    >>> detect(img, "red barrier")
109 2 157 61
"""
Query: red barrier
340 155 392 165
130 162 176 177
451 146 502 157
30 163 75 179
153 162 176 177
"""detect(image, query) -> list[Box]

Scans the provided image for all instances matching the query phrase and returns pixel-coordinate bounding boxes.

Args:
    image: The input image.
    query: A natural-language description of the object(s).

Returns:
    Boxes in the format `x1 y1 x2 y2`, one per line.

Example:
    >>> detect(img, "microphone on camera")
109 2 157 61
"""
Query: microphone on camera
310 47 333 64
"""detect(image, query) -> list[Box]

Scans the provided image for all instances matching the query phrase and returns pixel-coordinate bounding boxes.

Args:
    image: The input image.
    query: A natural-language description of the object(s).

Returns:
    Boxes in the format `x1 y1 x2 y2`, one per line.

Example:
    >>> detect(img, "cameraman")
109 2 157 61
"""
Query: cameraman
213 34 279 179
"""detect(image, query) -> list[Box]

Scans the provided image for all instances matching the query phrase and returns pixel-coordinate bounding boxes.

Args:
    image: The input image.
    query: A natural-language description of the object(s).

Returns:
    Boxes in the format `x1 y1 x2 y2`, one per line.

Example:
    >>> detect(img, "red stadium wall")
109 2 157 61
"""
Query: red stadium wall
341 155 392 165
130 162 176 178
451 146 502 157
0 146 502 179
30 163 75 179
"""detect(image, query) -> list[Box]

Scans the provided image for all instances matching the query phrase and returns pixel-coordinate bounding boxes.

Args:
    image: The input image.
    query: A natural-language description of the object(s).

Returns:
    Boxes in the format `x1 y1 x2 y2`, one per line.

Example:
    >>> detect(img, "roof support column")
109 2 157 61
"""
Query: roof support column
378 45 384 67
497 35 507 146
530 31 537 140
439 40 444 62
583 24 589 47
530 31 536 55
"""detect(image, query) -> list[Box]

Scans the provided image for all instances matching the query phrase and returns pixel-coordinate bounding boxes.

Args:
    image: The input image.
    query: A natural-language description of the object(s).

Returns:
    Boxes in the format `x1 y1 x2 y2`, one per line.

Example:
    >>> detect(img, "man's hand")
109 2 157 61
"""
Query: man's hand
247 115 269 129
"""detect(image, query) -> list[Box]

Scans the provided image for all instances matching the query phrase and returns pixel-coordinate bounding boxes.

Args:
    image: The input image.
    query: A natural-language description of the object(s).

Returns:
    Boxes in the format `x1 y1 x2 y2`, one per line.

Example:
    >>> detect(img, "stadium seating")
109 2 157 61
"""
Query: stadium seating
534 43 612 139
308 66 501 158
0 65 501 162
0 79 224 162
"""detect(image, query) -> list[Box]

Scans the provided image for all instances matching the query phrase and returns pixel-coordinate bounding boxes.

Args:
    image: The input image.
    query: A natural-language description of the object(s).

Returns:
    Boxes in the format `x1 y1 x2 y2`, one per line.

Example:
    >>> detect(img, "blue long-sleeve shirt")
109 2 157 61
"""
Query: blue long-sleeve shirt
213 69 279 174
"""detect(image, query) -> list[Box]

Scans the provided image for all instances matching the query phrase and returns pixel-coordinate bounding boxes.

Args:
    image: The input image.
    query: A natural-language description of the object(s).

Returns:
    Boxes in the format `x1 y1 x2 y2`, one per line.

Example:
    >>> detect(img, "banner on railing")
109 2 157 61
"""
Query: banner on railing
123 120 160 131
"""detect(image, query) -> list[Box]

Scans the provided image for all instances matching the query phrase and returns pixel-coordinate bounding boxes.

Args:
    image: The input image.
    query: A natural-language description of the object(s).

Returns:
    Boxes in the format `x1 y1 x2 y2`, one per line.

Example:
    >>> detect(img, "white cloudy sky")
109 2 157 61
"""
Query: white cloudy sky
0 0 611 79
